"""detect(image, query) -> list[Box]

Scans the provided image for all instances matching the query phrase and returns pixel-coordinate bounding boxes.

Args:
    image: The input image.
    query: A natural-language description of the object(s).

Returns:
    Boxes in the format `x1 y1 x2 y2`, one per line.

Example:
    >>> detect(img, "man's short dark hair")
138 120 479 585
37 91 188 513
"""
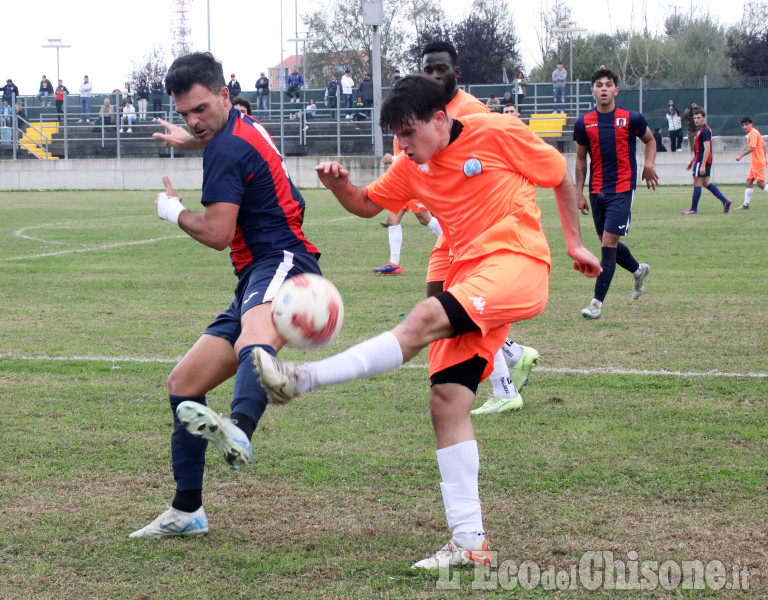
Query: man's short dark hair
231 96 252 115
741 116 753 125
422 40 458 65
165 52 226 96
380 75 447 132
693 107 706 117
591 68 618 86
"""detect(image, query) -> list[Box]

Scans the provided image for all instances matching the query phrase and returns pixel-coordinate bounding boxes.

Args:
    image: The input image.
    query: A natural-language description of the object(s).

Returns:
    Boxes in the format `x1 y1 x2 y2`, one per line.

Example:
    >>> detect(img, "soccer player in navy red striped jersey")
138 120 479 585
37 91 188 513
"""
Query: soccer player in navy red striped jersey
681 108 732 214
573 68 658 320
129 52 322 539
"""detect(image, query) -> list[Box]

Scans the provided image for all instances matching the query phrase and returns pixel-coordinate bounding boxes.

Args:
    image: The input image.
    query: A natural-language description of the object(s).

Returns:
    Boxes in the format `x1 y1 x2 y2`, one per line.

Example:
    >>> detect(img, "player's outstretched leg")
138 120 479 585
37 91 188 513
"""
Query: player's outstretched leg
176 401 252 469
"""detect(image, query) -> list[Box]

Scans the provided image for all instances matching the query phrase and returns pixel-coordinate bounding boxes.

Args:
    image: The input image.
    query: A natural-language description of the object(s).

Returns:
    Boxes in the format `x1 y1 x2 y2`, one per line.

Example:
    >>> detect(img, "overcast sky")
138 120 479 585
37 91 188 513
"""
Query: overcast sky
6 0 740 95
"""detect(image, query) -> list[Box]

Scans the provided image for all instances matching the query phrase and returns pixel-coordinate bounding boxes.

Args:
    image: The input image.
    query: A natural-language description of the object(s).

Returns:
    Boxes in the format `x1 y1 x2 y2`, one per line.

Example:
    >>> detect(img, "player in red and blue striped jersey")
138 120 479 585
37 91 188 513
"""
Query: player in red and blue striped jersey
130 52 321 539
573 68 658 320
681 108 732 214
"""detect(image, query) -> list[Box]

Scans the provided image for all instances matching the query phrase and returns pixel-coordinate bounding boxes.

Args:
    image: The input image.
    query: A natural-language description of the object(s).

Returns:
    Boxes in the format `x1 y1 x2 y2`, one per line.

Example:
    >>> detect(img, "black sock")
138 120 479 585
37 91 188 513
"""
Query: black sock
230 412 257 439
172 489 202 513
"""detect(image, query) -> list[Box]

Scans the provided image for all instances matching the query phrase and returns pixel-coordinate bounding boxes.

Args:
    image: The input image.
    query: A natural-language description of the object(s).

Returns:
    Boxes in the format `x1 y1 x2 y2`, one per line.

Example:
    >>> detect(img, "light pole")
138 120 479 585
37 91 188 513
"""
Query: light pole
552 21 587 82
41 38 71 83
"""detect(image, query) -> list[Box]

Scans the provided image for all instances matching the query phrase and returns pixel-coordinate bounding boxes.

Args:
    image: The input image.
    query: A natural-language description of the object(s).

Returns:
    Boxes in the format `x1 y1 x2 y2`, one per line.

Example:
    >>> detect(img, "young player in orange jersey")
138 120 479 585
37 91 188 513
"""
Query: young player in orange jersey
735 116 768 210
252 75 601 570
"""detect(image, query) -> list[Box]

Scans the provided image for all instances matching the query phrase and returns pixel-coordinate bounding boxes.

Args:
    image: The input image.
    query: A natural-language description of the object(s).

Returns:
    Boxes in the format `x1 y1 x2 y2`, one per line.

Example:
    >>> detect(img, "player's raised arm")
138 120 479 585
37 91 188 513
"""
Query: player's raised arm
153 118 206 151
553 170 602 277
315 161 383 218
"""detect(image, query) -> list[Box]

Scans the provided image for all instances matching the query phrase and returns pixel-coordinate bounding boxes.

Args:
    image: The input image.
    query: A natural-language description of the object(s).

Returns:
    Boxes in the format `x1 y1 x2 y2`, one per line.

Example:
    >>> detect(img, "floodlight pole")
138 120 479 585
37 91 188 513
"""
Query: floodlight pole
363 0 384 156
41 38 71 83
552 21 587 83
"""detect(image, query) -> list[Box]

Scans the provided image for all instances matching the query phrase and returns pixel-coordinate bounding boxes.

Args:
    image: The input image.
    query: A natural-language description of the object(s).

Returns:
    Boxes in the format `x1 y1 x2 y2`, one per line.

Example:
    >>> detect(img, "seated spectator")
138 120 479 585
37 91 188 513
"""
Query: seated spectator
500 91 514 107
120 98 136 132
231 96 252 116
1 99 12 127
290 98 317 130
14 104 28 133
486 94 501 112
653 127 667 152
99 98 116 125
352 96 369 121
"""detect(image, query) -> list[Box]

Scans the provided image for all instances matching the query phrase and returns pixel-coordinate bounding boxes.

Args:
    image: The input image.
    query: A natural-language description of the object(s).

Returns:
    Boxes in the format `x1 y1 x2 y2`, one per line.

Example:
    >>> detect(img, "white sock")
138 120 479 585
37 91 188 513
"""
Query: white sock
501 339 523 366
762 184 768 194
425 217 442 238
388 224 402 265
489 350 516 398
745 188 754 206
305 331 403 390
437 440 484 546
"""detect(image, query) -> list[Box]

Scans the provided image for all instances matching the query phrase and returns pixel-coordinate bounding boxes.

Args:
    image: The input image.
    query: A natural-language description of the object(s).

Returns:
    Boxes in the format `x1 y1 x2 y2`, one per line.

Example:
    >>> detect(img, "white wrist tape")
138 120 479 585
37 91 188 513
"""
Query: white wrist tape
157 193 185 225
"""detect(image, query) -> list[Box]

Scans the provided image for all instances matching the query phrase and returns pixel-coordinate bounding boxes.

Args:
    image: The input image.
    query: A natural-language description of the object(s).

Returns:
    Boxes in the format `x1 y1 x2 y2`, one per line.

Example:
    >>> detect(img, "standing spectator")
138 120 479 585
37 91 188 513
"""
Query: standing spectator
254 72 269 119
341 69 354 108
681 108 732 214
573 68 657 320
391 69 402 86
515 71 527 106
55 80 69 123
79 75 93 123
2 79 19 106
227 73 241 99
324 74 339 109
37 75 54 107
681 103 701 152
136 79 149 121
0 100 11 127
653 128 667 152
735 116 768 209
150 75 164 121
120 98 136 133
121 81 134 104
486 94 501 112
359 73 373 107
666 101 683 152
552 61 567 106
285 68 304 102
99 98 115 125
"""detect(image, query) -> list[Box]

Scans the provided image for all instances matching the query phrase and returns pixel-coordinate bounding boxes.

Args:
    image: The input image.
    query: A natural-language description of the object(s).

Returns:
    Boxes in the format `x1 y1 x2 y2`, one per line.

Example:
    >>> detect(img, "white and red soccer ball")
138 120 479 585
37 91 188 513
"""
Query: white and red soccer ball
271 274 344 350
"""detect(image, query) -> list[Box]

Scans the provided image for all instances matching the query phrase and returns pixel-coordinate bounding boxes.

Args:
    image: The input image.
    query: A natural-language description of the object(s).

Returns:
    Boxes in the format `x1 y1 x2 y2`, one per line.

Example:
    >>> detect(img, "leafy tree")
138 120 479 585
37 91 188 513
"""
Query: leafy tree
661 13 733 80
727 0 768 75
452 0 522 84
127 46 170 90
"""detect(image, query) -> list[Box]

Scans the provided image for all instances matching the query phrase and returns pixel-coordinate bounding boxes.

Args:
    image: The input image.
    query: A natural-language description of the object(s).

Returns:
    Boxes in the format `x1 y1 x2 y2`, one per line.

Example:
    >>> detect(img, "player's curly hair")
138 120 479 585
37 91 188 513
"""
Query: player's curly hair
380 75 447 132
165 52 226 96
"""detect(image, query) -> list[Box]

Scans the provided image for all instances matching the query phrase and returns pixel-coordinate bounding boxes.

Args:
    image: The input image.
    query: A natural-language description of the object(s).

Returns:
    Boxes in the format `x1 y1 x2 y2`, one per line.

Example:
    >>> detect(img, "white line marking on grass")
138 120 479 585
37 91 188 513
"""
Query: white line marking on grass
1 236 187 262
2 354 768 379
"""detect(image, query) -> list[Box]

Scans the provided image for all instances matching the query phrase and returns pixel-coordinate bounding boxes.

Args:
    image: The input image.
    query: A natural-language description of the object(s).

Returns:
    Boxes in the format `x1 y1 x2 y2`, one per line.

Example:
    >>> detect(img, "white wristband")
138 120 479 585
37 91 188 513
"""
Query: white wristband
156 193 186 225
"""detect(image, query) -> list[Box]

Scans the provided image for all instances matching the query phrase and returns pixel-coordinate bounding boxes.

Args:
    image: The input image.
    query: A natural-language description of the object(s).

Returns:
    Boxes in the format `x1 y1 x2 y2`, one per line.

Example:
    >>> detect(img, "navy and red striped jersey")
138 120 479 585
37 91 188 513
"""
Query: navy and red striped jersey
573 106 648 194
694 124 713 165
201 108 319 275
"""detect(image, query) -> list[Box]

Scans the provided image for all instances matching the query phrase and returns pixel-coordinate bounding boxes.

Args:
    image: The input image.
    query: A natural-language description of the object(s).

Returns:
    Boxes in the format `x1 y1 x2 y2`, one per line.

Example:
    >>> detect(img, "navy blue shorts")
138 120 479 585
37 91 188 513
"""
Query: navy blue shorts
692 160 712 179
590 191 634 237
204 250 321 345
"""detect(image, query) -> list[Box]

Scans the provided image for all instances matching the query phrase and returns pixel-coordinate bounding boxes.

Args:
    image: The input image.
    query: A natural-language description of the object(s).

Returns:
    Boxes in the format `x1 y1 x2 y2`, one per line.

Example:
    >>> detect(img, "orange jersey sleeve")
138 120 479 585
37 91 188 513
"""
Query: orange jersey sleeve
367 112 566 266
748 128 766 168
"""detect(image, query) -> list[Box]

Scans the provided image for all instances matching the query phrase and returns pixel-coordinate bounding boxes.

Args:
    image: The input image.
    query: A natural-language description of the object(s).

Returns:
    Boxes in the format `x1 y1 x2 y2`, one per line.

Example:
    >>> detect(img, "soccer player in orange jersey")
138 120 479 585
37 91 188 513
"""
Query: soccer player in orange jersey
252 75 601 570
735 116 768 209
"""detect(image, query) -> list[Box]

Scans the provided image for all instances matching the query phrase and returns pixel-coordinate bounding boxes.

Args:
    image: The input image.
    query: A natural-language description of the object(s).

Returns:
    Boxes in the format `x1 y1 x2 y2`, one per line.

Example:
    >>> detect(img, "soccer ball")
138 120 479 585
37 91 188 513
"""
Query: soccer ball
271 274 344 350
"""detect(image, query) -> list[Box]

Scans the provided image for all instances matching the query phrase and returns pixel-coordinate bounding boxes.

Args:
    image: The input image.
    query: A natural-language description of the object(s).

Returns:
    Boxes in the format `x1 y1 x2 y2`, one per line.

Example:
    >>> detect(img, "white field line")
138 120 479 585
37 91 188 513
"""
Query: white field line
1 353 767 379
5 215 357 262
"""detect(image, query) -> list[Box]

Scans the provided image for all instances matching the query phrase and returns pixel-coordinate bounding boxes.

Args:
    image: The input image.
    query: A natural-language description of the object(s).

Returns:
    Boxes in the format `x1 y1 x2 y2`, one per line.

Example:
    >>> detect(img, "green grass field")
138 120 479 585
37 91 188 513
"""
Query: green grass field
0 186 765 599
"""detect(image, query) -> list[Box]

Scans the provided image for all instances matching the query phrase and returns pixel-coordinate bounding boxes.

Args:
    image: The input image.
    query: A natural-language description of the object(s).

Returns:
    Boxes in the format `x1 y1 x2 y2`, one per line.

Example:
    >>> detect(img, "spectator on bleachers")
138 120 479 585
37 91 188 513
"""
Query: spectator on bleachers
1 79 18 106
291 98 316 130
500 91 514 108
14 104 28 133
255 72 269 119
37 75 54 107
359 73 373 107
151 76 165 121
391 69 401 86
79 75 93 123
1 99 11 127
324 75 339 109
227 74 241 99
120 98 135 133
99 98 115 126
486 94 501 112
55 80 69 123
231 96 252 116
341 69 354 108
286 69 304 103
137 79 149 121
121 82 134 104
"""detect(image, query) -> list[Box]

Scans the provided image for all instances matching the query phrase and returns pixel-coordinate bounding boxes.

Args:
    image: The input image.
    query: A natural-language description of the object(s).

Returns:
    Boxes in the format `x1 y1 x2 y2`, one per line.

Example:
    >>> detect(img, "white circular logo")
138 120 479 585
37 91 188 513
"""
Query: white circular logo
463 158 483 177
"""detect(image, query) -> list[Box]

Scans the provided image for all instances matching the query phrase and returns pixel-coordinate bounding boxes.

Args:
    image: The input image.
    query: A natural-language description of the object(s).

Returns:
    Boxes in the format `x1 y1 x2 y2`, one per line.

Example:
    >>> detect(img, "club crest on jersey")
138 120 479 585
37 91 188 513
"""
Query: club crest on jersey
615 118 627 128
463 158 483 177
